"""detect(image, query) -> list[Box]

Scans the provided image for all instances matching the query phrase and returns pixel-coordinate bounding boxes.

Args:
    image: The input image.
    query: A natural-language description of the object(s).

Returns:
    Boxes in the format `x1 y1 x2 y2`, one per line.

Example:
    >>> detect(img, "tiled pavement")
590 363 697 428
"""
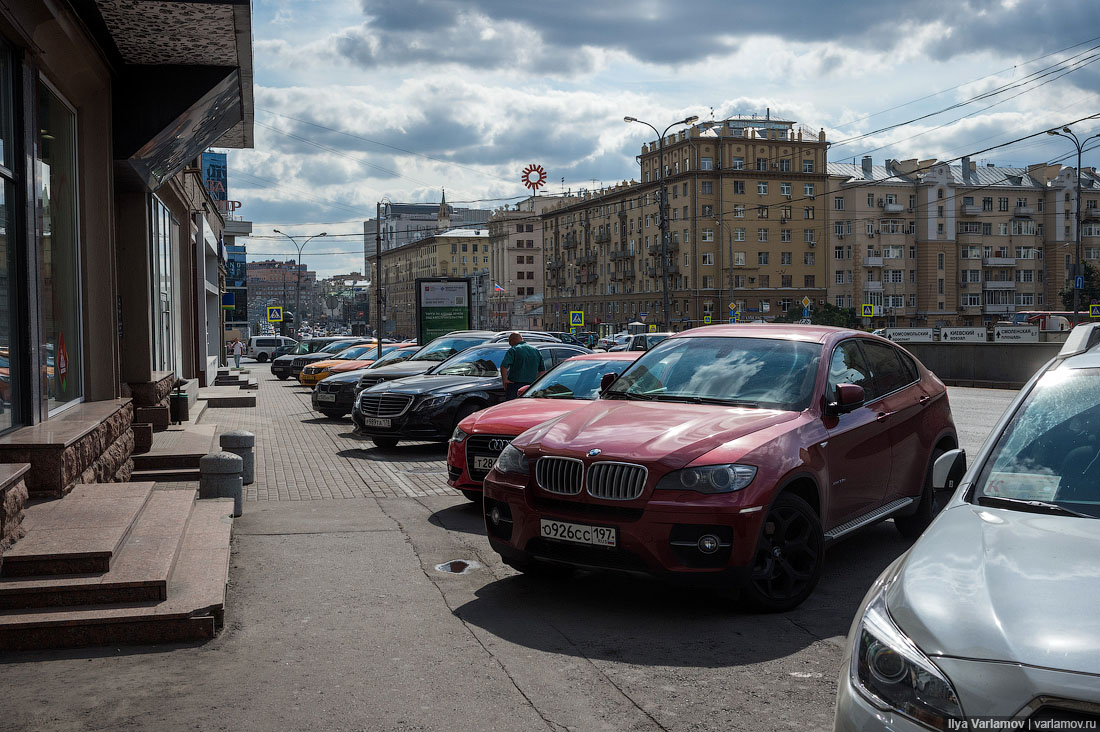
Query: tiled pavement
166 368 457 501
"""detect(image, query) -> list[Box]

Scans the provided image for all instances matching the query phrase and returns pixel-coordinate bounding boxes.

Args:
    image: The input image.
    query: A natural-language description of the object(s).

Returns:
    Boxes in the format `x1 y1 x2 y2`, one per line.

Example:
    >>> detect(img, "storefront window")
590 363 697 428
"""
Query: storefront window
37 81 82 413
0 46 17 431
151 195 177 372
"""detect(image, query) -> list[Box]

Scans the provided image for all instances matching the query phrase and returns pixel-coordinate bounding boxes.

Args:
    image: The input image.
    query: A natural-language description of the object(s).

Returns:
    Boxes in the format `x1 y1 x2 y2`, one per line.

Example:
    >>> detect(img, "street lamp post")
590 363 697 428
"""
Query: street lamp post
624 114 699 331
1047 127 1100 323
273 229 327 335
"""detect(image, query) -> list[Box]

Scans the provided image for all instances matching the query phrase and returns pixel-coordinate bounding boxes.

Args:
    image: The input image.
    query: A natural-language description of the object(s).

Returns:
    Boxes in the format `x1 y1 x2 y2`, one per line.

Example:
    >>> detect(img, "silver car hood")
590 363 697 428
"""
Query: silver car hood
887 504 1100 675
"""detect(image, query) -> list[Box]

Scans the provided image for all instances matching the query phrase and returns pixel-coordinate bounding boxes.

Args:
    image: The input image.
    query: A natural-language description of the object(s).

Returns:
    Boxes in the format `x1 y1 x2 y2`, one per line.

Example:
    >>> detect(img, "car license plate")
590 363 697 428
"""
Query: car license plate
363 417 391 428
473 456 497 471
539 519 616 547
317 393 336 403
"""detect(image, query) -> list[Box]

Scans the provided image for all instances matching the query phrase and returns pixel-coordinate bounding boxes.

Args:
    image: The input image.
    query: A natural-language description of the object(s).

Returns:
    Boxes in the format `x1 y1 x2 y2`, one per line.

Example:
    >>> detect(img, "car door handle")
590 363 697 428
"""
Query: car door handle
918 395 931 405
876 411 893 422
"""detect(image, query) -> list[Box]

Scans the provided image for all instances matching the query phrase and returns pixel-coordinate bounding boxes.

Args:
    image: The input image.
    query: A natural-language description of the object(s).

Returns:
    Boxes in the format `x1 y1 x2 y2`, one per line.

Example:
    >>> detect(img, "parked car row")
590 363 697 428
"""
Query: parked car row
276 321 1100 729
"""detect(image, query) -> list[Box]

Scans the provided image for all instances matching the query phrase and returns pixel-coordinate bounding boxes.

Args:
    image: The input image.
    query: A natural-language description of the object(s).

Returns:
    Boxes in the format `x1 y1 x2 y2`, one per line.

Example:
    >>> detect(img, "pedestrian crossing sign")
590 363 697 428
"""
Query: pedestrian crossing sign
267 306 283 322
1091 304 1100 319
570 311 584 327
861 304 873 318
703 315 712 325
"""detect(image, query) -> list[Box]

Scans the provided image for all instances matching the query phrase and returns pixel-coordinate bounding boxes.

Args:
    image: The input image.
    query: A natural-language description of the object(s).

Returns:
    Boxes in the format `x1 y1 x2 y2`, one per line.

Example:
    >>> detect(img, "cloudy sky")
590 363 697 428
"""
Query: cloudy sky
226 0 1100 279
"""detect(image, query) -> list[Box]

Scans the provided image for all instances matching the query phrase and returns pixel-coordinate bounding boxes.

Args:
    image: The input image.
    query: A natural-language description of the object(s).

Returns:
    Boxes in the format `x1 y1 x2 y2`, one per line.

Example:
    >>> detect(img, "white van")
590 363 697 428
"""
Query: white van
248 336 297 362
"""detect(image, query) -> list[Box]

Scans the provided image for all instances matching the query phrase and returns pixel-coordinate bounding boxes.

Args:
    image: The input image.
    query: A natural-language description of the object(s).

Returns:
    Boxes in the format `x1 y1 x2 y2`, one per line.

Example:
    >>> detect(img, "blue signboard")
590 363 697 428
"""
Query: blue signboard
201 152 228 209
221 292 235 309
1076 275 1085 290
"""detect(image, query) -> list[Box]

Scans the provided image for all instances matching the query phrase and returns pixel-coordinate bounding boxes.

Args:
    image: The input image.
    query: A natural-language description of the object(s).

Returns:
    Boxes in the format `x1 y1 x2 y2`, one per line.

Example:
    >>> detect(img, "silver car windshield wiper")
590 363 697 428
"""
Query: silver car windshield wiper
653 394 761 407
977 495 1093 518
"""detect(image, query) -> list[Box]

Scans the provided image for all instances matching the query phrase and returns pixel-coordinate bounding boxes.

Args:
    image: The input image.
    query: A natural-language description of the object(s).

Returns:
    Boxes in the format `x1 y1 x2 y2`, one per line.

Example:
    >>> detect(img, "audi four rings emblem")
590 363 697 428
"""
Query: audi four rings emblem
488 439 511 452
587 448 602 457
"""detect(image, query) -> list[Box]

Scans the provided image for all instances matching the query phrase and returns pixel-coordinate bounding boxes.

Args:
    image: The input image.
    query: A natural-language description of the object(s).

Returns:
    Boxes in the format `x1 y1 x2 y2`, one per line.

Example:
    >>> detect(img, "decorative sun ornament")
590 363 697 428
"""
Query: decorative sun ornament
521 163 547 191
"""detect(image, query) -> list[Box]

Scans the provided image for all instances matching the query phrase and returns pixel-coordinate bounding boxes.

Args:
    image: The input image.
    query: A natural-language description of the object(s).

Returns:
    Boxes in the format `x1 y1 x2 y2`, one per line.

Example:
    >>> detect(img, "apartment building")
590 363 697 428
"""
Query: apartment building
379 195 491 253
543 117 830 331
827 156 1100 326
378 227 490 338
487 195 565 330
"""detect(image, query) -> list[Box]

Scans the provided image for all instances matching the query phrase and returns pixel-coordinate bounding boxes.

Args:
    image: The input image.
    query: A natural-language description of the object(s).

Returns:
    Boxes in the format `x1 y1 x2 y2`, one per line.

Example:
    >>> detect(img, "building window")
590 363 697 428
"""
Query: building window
781 182 792 196
759 275 770 288
757 206 768 219
758 251 769 265
781 274 793 287
757 181 768 195
702 252 714 265
731 157 744 170
734 251 745 265
39 81 83 412
804 275 815 288
758 228 769 242
701 228 714 242
803 207 814 219
756 158 767 171
700 157 712 170
779 159 791 172
780 251 792 265
802 160 814 173
732 181 745 195
834 197 844 210
804 252 815 265
780 229 792 242
804 184 815 197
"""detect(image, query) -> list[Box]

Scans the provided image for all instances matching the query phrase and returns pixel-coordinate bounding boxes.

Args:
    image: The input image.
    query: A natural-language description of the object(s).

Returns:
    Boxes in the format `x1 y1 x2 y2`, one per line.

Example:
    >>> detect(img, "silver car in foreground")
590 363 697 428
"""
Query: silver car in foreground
835 323 1100 731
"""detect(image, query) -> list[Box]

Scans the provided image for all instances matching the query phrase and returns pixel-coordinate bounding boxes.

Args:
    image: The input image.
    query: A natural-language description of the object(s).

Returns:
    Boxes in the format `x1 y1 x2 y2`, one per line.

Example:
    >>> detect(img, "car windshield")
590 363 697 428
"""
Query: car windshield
294 342 312 354
433 347 507 377
370 347 418 369
605 336 822 410
972 366 1100 518
319 340 357 354
410 336 486 363
334 345 374 360
526 358 632 400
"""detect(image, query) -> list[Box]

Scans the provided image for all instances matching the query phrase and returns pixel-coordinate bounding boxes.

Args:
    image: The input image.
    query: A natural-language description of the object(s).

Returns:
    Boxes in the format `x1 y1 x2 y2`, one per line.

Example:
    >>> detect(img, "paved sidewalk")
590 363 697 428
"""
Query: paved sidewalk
201 369 456 501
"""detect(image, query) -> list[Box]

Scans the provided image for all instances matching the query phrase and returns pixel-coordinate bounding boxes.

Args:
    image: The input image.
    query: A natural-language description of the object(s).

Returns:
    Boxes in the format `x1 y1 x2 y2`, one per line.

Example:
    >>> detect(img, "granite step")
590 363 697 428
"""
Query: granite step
1 483 155 577
131 425 217 472
0 498 233 651
131 467 202 482
0 489 195 610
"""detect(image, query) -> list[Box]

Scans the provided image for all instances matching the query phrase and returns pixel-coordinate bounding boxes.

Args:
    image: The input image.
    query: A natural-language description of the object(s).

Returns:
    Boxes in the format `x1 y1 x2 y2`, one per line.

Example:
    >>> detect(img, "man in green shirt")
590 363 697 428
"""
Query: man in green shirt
500 333 544 400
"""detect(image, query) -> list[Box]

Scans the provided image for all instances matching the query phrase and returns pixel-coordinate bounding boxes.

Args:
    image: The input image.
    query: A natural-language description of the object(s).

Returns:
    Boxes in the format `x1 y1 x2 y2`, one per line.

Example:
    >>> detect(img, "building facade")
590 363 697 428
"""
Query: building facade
487 195 564 330
543 117 829 332
246 260 316 332
826 156 1099 327
380 195 491 253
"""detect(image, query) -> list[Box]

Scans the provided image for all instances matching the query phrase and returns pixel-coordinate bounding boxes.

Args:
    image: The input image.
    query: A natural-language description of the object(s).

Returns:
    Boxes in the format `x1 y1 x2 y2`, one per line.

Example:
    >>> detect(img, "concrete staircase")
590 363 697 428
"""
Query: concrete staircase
131 424 218 482
0 482 232 650
213 368 258 391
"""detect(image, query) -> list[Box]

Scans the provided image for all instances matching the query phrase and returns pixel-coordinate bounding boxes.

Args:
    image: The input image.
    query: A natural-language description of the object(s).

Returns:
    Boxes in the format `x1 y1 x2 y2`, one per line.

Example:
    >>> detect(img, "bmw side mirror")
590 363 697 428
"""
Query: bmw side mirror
933 449 966 492
827 383 865 415
600 372 618 392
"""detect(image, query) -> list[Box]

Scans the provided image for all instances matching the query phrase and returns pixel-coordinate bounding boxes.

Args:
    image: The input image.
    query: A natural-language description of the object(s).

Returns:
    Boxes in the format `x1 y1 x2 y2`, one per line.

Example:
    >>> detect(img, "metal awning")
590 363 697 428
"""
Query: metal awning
77 0 254 188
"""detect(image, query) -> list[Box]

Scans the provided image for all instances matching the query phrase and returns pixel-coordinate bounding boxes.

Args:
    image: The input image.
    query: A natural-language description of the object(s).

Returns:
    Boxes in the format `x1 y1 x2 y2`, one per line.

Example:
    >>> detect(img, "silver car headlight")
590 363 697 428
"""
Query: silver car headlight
450 426 468 443
851 586 963 731
654 464 756 494
494 444 529 476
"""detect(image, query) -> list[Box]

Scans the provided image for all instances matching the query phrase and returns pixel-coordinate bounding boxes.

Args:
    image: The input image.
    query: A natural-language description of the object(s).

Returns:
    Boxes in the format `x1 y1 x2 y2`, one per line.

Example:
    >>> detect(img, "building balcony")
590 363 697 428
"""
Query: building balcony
960 204 983 216
863 281 884 291
562 239 578 250
666 240 681 253
594 232 610 244
984 257 1016 266
622 267 635 279
863 256 884 267
577 253 597 266
1015 206 1035 216
883 203 905 213
983 280 1015 290
984 303 1016 314
646 265 658 277
610 249 627 260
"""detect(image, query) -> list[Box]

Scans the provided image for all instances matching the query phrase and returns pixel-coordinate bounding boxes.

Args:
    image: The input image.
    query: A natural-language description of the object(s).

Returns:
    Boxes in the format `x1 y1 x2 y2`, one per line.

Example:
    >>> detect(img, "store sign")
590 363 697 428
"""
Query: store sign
994 325 1039 343
940 327 987 343
417 278 471 343
885 328 934 343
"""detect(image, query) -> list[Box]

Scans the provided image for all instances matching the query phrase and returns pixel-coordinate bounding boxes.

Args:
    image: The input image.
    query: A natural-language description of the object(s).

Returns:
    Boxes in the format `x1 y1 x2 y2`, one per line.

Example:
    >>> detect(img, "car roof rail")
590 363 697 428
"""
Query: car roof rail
1058 322 1100 357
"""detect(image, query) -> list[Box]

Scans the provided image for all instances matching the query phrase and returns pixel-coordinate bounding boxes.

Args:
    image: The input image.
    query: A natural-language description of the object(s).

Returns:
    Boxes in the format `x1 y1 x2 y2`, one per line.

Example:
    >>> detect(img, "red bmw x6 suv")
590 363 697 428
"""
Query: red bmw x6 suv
482 325 957 611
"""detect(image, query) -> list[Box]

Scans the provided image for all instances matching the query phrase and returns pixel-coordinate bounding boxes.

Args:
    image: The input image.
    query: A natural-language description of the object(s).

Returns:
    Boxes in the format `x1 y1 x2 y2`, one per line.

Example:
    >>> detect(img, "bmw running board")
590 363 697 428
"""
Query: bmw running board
824 497 915 542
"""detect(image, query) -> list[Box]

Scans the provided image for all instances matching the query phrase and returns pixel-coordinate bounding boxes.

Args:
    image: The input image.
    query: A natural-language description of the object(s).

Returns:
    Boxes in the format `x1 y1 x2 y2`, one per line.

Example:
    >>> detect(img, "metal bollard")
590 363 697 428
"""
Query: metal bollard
199 451 243 517
219 430 255 485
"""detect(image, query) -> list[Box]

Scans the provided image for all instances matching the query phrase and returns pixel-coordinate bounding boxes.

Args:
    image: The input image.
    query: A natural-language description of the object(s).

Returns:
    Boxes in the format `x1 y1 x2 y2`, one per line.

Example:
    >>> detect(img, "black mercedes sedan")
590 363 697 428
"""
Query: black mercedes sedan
352 341 590 448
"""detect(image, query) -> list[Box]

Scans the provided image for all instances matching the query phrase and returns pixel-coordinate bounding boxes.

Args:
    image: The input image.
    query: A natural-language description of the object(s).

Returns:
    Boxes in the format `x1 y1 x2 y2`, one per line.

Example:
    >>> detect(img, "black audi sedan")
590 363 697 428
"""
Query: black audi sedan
352 341 590 448
312 345 420 418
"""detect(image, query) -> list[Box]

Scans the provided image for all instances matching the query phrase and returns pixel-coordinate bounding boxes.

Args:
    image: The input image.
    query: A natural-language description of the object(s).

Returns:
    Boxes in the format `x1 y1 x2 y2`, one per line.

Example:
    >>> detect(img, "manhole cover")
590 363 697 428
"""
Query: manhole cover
435 559 481 575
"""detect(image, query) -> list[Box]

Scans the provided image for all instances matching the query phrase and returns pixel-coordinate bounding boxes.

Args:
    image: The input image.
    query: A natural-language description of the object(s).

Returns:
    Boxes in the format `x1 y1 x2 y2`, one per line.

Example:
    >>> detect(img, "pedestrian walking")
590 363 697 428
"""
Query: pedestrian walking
231 337 244 369
500 332 543 400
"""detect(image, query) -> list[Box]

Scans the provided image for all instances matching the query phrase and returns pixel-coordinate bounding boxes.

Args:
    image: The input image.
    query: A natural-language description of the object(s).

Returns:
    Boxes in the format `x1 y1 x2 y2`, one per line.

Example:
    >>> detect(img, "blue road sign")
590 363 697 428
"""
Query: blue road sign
639 312 648 318
1077 275 1085 290
802 308 810 318
729 316 737 324
861 304 874 317
570 311 584 326
703 315 712 325
1091 304 1100 319
267 306 283 322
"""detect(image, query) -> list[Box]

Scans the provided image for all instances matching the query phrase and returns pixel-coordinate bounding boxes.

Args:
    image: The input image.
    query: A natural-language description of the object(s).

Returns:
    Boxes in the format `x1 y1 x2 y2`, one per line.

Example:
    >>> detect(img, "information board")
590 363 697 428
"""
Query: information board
940 327 987 343
993 325 1039 343
416 278 471 344
885 328 934 343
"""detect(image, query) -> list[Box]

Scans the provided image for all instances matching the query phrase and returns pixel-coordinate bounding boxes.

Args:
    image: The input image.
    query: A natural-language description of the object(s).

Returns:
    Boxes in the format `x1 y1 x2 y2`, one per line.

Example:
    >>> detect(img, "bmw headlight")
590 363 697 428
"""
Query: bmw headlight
415 393 453 411
494 444 529 476
450 426 468 443
851 587 963 731
655 464 756 494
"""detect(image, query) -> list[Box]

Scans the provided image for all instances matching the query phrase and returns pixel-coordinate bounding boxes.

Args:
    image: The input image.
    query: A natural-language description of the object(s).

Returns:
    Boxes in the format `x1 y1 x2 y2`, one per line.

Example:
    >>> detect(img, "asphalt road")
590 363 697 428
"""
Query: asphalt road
0 383 1020 732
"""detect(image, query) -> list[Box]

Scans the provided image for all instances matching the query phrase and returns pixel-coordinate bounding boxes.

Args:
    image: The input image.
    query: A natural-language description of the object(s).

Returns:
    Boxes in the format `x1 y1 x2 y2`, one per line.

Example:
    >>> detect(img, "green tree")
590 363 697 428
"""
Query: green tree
1060 261 1100 311
774 303 863 328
